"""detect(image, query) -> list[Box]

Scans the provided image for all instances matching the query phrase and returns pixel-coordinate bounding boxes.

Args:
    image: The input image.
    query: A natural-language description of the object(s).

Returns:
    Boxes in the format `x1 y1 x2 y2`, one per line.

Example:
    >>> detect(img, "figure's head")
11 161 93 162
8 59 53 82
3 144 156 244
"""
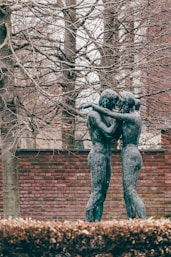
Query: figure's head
99 89 119 110
119 91 140 113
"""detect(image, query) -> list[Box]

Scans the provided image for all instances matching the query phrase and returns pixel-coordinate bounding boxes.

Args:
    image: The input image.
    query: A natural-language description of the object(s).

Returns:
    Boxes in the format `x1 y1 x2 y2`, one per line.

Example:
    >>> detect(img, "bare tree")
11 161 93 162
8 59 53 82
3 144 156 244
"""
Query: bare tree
99 0 171 146
59 0 78 148
10 0 102 149
0 2 20 218
0 0 104 217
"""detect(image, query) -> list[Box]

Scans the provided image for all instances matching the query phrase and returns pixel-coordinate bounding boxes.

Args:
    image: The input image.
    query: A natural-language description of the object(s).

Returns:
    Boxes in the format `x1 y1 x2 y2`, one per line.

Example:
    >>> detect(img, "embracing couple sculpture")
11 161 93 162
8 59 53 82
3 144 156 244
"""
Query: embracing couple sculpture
79 89 146 222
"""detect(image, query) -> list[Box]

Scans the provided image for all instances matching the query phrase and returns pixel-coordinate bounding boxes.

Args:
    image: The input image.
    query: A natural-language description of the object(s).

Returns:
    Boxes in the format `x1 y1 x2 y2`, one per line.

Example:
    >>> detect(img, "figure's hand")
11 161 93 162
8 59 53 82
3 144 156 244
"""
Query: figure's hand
78 102 92 110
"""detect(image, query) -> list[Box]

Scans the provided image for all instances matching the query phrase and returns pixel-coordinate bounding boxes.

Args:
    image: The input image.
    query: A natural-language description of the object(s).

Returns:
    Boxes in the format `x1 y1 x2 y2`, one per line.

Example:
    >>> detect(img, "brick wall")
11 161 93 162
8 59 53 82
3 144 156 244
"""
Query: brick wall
0 130 171 221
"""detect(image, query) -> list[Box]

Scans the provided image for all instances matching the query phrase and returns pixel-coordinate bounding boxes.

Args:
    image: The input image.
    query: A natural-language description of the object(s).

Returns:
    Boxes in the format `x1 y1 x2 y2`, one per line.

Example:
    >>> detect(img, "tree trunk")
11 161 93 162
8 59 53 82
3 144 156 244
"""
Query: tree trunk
0 4 20 218
100 0 120 91
61 0 77 149
100 0 135 92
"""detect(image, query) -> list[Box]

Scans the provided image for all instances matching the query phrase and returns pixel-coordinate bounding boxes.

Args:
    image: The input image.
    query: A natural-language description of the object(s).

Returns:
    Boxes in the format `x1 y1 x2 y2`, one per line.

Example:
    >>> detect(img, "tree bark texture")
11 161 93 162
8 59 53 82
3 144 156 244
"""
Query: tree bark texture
0 4 20 218
61 0 77 149
99 0 120 90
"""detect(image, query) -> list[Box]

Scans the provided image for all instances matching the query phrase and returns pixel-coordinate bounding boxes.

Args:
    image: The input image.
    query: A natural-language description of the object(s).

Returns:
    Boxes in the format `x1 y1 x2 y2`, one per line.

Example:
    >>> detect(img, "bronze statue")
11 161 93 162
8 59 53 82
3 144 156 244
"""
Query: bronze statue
79 89 122 221
80 91 146 220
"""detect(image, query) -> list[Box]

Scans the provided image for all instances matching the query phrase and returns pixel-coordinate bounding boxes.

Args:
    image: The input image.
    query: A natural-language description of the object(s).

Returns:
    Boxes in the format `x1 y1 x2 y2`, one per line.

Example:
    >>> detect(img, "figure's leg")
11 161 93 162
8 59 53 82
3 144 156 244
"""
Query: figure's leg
85 187 104 222
131 165 146 219
123 188 136 219
86 190 104 222
123 184 146 219
134 192 146 219
122 148 146 219
93 156 111 221
86 153 109 222
123 179 137 219
105 156 111 195
86 192 101 222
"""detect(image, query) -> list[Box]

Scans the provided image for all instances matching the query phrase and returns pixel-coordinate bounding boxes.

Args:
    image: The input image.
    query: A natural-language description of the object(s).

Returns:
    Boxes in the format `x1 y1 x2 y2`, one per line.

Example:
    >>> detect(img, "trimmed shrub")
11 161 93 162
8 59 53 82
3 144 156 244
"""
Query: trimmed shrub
0 218 171 256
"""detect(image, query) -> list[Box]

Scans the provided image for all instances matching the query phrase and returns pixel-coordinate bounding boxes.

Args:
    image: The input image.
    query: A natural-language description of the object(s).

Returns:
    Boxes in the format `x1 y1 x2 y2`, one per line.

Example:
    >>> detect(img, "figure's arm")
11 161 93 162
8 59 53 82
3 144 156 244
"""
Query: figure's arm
89 103 135 122
89 111 121 138
79 102 123 119
111 120 123 140
78 102 92 110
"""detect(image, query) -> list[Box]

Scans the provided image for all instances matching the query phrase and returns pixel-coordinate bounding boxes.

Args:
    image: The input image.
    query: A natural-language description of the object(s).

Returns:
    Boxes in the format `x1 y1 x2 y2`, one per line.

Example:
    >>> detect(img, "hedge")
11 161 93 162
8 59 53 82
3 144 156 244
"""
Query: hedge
0 218 171 256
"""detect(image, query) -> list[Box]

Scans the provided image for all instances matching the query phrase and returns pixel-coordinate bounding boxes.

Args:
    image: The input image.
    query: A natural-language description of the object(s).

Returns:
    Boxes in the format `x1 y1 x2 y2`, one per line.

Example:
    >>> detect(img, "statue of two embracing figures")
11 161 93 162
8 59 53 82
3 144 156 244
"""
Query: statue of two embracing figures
79 90 146 222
